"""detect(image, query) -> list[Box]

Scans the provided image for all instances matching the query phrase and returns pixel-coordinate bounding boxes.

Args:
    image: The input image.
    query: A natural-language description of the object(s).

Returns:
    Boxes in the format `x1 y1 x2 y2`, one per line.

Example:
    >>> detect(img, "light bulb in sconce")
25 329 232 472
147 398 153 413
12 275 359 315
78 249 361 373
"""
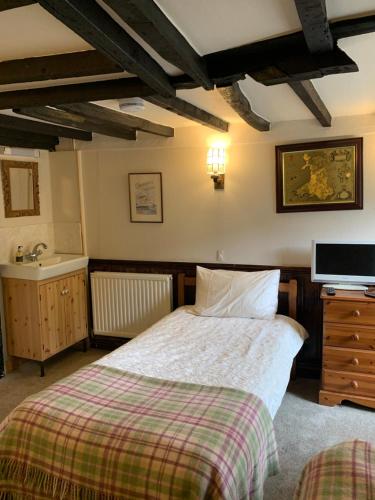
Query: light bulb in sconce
207 147 226 189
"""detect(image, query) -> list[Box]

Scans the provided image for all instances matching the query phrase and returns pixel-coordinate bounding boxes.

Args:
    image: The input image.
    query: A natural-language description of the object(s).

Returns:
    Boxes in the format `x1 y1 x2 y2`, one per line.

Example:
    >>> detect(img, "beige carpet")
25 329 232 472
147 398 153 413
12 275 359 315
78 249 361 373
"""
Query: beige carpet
0 348 107 421
264 378 375 499
1 350 374 499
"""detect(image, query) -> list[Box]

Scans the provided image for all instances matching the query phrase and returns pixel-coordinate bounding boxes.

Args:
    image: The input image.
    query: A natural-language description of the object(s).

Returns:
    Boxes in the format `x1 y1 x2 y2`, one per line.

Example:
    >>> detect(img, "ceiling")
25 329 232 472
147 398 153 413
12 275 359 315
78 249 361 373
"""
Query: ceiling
0 0 374 128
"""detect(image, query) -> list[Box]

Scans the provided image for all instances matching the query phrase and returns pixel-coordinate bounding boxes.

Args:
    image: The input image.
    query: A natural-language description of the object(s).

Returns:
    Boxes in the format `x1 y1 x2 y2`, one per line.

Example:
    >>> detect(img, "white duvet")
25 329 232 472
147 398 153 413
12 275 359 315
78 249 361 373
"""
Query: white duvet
96 307 308 418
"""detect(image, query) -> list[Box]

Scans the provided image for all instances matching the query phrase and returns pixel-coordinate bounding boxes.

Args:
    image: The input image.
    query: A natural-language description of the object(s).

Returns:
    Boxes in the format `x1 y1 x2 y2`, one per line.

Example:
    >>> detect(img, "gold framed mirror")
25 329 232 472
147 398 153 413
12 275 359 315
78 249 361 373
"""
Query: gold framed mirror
1 160 40 217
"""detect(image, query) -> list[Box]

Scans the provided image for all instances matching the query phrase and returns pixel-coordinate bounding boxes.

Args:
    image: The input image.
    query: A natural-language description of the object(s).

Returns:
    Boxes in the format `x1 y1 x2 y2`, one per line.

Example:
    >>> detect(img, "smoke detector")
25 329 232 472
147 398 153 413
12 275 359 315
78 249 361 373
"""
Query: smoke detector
118 97 145 113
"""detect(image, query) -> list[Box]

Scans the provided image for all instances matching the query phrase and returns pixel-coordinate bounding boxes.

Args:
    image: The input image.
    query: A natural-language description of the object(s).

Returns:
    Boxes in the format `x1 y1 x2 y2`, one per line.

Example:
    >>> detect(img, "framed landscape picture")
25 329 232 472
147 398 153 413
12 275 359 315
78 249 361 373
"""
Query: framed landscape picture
129 172 163 223
276 137 363 213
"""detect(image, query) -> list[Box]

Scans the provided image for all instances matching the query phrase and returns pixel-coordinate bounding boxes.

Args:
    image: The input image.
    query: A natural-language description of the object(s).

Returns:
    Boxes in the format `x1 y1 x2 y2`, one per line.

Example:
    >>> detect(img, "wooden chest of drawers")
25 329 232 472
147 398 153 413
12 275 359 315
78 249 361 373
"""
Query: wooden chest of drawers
319 289 375 409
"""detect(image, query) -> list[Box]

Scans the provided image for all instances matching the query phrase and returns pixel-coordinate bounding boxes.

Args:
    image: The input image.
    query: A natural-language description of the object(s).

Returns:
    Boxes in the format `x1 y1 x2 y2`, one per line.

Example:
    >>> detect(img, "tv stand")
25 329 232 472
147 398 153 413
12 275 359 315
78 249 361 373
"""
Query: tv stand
323 283 368 291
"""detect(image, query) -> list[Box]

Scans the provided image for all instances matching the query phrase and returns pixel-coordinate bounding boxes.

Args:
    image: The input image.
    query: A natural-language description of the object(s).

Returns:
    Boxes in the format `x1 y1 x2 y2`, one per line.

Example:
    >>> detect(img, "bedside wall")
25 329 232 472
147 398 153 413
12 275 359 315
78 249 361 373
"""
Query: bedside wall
78 113 375 267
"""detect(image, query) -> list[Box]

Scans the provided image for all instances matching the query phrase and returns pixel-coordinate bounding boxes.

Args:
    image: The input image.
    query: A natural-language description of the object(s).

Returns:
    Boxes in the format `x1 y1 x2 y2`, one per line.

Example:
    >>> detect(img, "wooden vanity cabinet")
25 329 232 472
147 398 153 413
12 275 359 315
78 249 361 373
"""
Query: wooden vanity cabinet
2 269 88 374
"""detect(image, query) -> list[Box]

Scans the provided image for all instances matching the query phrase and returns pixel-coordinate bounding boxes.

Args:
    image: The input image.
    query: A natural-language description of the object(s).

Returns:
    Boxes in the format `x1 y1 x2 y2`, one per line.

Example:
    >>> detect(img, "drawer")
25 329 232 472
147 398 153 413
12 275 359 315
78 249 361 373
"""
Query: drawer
322 369 375 398
323 347 375 375
324 324 375 350
324 300 375 325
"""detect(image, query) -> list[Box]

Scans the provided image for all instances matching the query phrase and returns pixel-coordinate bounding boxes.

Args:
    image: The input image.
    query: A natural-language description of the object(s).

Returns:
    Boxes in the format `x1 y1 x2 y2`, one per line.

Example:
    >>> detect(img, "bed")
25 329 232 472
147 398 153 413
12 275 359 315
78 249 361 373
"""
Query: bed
294 440 375 499
0 271 307 500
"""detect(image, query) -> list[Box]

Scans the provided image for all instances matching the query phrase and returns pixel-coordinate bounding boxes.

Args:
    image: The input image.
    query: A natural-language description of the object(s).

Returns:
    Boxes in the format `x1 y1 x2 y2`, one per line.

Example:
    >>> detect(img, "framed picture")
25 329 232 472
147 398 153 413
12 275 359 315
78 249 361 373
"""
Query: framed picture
128 172 163 223
275 137 363 213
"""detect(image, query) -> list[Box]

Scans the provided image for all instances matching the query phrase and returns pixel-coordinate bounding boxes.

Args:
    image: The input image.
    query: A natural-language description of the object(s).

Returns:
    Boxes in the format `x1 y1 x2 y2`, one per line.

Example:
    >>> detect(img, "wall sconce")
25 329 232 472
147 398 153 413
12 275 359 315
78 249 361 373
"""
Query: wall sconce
207 147 226 190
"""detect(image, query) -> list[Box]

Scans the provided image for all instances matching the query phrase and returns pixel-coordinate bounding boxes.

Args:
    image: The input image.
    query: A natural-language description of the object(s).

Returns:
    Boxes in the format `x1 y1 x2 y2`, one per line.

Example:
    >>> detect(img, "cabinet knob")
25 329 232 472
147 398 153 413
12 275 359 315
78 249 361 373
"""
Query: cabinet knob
352 310 361 317
352 334 360 341
351 380 359 389
351 358 359 366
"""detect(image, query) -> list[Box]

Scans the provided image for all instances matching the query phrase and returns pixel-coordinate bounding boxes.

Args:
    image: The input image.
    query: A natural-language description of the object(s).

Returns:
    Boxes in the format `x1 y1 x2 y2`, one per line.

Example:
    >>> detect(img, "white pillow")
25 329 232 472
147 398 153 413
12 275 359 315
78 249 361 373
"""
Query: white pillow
193 266 280 319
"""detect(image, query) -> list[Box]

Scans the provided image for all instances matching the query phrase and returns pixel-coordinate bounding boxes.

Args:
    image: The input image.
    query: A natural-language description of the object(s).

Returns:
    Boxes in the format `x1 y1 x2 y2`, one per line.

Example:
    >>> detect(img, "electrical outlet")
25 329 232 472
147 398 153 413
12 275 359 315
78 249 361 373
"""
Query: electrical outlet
216 250 224 262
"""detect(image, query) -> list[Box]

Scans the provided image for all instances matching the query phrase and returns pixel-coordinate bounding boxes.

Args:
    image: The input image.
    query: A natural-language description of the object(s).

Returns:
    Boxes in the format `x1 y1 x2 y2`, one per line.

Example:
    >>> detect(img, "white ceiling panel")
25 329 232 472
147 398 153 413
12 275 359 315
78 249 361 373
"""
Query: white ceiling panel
238 78 313 122
155 0 302 54
0 4 90 60
314 32 375 117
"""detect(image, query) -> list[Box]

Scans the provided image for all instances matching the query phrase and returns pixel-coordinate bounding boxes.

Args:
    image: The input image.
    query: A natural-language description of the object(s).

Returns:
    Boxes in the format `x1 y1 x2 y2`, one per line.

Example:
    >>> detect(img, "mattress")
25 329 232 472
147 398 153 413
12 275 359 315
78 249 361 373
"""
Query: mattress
96 306 308 418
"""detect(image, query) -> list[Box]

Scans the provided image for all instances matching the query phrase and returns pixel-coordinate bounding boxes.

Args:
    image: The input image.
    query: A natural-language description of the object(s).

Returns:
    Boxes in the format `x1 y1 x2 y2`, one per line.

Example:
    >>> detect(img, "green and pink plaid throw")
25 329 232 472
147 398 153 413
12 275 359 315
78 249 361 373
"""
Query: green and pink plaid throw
0 364 279 499
294 440 375 499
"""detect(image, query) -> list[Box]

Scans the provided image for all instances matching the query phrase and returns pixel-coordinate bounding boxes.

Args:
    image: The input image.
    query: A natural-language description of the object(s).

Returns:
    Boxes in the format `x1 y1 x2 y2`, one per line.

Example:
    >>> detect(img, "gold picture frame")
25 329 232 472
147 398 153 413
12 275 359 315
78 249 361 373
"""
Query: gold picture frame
1 160 40 218
276 138 363 213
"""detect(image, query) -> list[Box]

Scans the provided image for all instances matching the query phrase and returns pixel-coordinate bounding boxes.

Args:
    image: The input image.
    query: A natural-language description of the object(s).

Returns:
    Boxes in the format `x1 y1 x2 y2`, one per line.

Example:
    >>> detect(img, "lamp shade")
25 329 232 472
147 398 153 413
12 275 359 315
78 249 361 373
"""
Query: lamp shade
207 147 226 175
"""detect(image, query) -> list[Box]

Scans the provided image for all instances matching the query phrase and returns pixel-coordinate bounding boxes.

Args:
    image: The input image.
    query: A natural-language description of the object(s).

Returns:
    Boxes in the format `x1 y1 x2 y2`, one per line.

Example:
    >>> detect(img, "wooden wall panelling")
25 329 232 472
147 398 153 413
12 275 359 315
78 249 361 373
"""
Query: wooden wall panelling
88 259 322 377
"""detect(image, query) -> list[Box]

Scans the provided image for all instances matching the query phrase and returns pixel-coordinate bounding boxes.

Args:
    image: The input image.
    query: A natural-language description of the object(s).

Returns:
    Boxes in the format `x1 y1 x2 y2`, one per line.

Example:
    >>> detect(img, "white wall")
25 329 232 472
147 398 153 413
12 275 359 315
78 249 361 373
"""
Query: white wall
0 151 55 263
79 114 375 267
49 151 83 254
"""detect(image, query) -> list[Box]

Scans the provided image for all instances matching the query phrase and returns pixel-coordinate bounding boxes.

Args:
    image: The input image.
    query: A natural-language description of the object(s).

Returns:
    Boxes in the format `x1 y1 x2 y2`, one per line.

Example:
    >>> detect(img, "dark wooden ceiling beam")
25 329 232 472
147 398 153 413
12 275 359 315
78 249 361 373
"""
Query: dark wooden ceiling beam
0 50 122 86
0 0 36 11
0 127 58 150
218 83 270 132
0 78 155 110
330 13 375 39
0 113 91 140
102 0 212 90
205 12 375 87
14 106 137 140
144 96 229 132
0 10 369 95
38 0 175 97
290 1 332 127
57 102 174 138
203 12 375 86
204 33 357 86
288 80 331 126
294 0 333 53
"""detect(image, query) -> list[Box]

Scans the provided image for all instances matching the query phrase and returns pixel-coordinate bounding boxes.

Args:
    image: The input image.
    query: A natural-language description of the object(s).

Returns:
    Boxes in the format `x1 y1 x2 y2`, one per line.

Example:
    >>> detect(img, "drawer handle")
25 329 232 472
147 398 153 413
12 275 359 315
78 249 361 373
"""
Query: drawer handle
60 288 70 296
351 380 359 389
352 310 361 317
352 334 360 341
351 358 359 366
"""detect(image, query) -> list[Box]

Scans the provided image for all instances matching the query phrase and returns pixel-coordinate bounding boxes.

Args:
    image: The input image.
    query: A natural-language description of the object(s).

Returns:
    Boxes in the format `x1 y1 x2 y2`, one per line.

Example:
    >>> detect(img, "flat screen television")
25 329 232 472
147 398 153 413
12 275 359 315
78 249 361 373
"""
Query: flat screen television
311 241 375 286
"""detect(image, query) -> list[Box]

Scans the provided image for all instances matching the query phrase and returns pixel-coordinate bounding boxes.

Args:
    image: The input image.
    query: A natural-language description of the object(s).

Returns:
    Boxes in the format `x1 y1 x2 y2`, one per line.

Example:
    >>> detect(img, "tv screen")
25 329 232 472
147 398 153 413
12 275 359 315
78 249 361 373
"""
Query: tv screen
312 241 375 284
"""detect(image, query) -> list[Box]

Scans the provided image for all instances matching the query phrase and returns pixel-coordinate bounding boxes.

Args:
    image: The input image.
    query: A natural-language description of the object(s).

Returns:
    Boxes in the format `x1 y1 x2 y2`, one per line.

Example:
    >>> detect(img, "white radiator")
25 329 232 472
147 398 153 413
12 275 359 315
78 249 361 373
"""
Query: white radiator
91 272 173 338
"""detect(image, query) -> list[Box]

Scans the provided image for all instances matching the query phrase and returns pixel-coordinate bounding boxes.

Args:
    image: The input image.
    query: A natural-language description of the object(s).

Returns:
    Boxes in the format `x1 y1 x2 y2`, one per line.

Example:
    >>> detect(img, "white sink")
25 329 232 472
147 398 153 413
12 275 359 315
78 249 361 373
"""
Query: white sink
0 254 89 280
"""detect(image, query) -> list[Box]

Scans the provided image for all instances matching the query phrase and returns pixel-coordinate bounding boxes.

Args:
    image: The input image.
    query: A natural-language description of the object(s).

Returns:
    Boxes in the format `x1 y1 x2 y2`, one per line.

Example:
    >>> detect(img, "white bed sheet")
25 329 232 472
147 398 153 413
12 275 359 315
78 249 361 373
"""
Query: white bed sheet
96 307 308 419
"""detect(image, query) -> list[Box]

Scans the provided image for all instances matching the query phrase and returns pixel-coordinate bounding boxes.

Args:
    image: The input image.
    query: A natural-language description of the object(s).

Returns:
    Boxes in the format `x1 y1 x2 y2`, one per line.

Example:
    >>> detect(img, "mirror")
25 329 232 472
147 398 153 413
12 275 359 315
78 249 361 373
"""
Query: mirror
1 160 40 217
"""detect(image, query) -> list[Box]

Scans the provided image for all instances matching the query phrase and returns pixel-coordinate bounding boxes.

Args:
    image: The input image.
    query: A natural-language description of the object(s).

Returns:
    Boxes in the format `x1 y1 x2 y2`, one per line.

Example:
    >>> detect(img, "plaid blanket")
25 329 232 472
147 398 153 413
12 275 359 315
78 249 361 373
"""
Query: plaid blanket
0 364 279 499
294 440 375 499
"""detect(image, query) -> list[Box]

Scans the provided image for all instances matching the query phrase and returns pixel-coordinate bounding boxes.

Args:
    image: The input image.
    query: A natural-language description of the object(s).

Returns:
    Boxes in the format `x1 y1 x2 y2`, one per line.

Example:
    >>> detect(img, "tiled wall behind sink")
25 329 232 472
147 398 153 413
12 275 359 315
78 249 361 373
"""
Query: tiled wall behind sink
0 223 55 264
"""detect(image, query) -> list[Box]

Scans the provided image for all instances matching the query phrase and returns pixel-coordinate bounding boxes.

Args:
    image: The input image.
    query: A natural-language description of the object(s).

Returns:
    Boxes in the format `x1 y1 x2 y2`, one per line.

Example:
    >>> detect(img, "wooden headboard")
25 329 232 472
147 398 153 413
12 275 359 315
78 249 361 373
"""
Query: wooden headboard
177 273 298 320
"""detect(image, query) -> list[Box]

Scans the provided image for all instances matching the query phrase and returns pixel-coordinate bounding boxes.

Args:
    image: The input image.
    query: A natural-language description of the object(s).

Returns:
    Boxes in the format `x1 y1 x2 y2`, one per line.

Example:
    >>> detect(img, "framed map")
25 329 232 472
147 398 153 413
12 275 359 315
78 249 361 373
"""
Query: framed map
276 138 363 213
129 172 163 223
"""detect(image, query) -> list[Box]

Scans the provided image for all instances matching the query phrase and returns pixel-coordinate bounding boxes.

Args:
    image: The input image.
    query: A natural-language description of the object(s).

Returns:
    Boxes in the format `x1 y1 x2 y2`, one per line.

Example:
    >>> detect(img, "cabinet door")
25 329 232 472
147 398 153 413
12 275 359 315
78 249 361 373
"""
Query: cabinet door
39 278 66 359
3 278 41 360
63 271 88 345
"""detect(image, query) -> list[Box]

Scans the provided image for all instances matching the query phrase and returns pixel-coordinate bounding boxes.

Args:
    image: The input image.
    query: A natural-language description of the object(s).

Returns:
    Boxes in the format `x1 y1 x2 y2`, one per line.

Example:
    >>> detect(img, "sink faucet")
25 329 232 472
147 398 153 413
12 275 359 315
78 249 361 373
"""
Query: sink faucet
25 242 48 262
